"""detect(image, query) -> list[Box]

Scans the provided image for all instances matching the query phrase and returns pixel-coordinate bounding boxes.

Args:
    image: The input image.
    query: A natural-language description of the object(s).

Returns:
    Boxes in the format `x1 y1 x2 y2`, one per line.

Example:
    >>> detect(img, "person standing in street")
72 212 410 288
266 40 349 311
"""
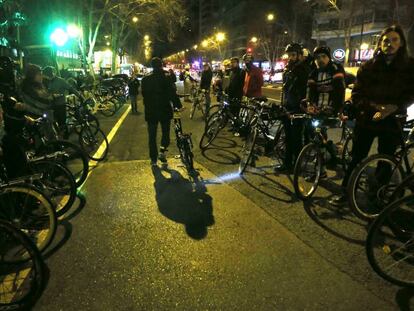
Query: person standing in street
242 53 263 98
226 57 245 131
141 57 182 166
200 63 213 113
330 25 414 206
128 73 140 114
274 43 311 173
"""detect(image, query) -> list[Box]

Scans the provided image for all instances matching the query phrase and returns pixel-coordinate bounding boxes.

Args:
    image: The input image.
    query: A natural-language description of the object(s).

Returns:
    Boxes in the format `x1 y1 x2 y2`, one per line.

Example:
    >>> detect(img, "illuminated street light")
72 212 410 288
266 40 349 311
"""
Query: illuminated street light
104 35 109 39
284 30 288 35
201 40 208 48
106 42 110 46
193 44 198 49
50 28 68 47
132 16 138 23
215 32 226 42
185 49 189 52
144 35 150 41
66 24 81 38
267 13 275 21
250 36 258 43
360 42 369 50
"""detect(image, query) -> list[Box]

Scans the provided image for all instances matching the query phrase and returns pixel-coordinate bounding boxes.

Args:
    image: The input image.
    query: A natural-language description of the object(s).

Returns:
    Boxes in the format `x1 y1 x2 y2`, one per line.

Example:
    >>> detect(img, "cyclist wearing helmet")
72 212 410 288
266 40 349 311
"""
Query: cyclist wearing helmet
330 25 414 206
242 53 263 98
275 43 312 173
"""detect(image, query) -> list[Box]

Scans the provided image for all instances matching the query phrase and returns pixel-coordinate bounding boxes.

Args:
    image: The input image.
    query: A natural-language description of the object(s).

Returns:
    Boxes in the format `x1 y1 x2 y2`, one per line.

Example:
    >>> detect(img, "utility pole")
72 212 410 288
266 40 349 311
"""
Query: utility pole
358 1 366 62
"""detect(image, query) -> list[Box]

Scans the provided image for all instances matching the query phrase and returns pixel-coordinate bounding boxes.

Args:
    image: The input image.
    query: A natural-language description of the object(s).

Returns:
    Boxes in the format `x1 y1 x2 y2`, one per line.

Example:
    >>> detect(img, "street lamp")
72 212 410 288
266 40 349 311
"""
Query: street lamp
132 16 138 23
250 36 258 43
106 42 110 46
360 42 369 50
267 13 275 21
215 32 226 42
201 40 208 48
193 44 198 49
144 35 150 41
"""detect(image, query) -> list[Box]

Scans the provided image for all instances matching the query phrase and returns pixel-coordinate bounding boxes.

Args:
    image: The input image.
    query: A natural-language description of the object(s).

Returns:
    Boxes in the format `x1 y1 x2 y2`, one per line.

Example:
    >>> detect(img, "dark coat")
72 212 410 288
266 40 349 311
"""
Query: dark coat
141 69 182 122
226 67 245 100
352 53 414 131
128 77 140 96
282 60 311 113
200 69 213 89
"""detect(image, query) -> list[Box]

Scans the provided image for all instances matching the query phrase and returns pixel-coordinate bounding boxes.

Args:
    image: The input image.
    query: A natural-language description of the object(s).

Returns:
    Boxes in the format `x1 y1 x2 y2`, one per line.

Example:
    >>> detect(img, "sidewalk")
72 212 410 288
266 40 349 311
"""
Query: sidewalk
35 158 393 310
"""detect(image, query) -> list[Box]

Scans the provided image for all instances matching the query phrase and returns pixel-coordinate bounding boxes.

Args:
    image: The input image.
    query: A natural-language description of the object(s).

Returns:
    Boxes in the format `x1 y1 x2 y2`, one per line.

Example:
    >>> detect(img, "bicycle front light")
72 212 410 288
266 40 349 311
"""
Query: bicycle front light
312 120 320 127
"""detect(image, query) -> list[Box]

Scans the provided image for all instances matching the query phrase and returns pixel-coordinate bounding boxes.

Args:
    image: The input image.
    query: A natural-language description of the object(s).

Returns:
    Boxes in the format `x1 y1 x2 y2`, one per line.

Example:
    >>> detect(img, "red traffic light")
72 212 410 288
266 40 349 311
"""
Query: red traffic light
247 47 252 53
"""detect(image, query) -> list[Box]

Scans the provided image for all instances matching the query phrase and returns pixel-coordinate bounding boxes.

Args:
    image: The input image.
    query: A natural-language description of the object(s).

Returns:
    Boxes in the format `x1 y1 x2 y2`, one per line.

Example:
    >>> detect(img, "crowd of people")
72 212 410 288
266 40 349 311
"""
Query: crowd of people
142 24 414 209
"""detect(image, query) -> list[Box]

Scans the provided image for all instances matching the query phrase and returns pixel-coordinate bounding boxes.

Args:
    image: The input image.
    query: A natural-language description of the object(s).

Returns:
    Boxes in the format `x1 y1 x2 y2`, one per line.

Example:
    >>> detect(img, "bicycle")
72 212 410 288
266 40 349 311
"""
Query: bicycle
238 100 287 174
293 114 353 200
199 96 255 150
347 115 414 221
189 88 208 120
0 219 45 310
365 193 414 287
173 107 194 173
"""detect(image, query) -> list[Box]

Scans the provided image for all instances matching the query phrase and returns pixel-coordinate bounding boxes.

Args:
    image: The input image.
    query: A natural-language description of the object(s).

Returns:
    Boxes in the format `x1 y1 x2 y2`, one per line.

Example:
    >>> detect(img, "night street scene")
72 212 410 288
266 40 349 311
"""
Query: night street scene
1 0 414 310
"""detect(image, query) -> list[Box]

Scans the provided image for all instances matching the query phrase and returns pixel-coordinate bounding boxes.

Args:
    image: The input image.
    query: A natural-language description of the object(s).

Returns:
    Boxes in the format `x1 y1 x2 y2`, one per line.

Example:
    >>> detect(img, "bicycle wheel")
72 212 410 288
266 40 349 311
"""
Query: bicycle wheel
348 154 404 221
293 143 323 200
0 184 57 256
79 125 109 161
74 113 100 135
239 124 258 175
0 219 45 310
190 99 198 119
199 112 227 150
179 136 194 172
28 160 76 217
341 135 353 172
273 123 286 164
99 100 116 117
41 140 89 187
391 173 414 202
366 194 414 287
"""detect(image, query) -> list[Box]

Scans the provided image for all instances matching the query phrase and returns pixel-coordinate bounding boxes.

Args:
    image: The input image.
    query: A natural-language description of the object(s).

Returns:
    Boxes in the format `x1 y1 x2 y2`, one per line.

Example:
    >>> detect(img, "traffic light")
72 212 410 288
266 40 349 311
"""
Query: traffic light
247 47 252 53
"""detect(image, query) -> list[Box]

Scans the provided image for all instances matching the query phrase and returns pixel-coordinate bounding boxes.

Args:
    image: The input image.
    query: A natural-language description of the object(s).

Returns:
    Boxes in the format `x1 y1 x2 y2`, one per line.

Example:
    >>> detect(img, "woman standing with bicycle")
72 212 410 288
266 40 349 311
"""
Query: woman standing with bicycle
330 25 414 206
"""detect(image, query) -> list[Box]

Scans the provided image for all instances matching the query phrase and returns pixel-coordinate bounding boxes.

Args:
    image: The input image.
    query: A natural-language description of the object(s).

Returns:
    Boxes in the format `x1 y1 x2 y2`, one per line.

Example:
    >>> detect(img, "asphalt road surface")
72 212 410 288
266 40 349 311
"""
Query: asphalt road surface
32 85 413 310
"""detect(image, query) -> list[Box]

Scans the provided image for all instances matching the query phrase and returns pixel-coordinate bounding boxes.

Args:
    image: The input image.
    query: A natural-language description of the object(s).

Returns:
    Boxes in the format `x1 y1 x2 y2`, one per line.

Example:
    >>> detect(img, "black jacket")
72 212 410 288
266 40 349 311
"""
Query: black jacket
307 61 345 115
226 67 245 100
141 69 182 122
200 69 213 90
282 60 311 113
128 77 140 96
352 52 414 131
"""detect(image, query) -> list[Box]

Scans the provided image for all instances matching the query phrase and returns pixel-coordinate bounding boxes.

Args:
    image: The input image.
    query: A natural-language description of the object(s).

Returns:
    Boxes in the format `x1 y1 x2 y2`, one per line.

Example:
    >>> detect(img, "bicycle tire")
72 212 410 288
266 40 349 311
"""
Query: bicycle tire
79 125 109 161
366 194 414 287
41 140 89 187
341 135 353 172
273 124 286 164
348 154 404 221
190 100 197 119
28 160 77 217
179 137 194 172
391 173 414 202
293 143 323 200
99 100 116 117
239 124 258 175
0 184 57 256
74 113 100 135
199 111 226 150
0 219 45 310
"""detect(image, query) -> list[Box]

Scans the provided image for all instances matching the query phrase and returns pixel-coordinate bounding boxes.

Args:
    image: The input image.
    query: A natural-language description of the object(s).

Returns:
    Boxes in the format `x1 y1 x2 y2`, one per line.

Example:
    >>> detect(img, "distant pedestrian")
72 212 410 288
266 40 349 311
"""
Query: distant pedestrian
242 53 263 98
200 63 213 112
141 57 182 166
128 73 140 113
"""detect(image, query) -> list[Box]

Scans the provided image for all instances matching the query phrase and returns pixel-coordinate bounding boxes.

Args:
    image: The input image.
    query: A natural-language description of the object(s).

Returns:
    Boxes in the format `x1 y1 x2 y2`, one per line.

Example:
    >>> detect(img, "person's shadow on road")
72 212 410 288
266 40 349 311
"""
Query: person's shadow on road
152 166 215 240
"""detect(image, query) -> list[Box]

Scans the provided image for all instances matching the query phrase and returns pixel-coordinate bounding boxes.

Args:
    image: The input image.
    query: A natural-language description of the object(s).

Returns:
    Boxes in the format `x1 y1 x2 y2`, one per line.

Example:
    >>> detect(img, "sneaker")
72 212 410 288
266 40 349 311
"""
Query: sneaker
329 194 348 206
158 152 167 163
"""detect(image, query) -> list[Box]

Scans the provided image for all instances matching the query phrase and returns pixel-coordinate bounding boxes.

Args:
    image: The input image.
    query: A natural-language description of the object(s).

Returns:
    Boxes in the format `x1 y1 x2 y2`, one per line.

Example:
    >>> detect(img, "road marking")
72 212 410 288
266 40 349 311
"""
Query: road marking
80 105 132 188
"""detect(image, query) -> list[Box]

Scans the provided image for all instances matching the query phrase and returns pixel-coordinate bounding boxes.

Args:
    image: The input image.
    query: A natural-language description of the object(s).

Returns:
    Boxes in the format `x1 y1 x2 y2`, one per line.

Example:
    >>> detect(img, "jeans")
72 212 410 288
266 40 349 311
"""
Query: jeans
147 120 171 162
130 95 138 112
341 125 400 189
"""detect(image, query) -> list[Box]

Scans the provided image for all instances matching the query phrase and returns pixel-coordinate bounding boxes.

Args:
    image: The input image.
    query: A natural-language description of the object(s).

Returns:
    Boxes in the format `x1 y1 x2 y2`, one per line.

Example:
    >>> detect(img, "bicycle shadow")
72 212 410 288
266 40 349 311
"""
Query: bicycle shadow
210 136 238 149
241 168 297 204
152 166 215 240
42 220 73 260
302 196 368 246
201 147 240 165
396 287 414 311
